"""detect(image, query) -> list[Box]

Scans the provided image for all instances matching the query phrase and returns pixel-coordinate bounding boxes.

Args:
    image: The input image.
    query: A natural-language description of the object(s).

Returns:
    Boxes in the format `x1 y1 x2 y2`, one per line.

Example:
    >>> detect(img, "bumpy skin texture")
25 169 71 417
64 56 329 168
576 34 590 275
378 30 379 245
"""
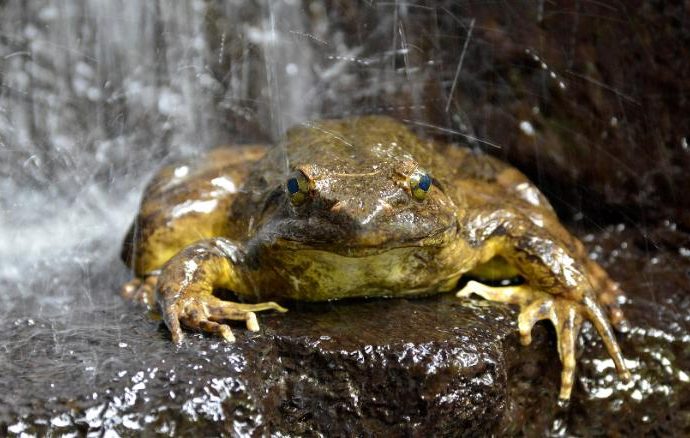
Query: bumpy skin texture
121 116 630 401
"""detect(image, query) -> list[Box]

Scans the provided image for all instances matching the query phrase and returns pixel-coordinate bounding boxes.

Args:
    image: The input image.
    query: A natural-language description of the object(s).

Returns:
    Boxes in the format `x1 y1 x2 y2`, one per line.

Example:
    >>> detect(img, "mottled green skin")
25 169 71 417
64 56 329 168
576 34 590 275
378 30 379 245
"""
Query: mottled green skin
122 116 630 401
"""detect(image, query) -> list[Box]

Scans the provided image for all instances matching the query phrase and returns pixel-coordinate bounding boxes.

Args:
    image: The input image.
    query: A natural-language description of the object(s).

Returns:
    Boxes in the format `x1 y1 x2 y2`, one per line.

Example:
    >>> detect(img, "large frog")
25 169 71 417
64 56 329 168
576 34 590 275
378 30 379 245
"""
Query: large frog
121 116 630 401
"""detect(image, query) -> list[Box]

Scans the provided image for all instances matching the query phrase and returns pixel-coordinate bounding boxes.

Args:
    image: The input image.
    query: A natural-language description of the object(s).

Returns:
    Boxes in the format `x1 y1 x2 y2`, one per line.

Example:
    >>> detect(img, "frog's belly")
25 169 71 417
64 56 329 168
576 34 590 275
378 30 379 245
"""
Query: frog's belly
252 246 469 301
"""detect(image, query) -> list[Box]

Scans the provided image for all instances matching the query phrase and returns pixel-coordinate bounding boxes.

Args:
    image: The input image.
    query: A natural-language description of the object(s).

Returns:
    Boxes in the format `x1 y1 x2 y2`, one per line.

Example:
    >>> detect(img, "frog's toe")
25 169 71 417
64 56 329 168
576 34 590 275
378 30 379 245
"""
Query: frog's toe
180 312 236 342
554 303 584 401
206 297 287 333
162 295 287 343
207 305 259 334
456 280 531 305
597 282 629 332
164 298 237 343
556 306 583 400
586 260 629 332
517 295 584 400
121 278 141 298
516 296 556 346
193 319 236 343
163 304 185 345
582 295 631 382
121 275 158 307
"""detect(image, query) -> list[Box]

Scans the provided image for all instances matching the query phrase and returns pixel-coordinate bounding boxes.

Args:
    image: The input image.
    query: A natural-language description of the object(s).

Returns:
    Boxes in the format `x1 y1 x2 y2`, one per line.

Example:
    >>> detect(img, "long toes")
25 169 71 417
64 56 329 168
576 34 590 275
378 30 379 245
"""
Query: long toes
455 280 530 305
198 320 235 342
161 294 286 343
206 298 281 333
517 298 554 346
587 261 629 332
555 306 583 401
267 302 288 313
180 308 237 343
582 295 630 380
456 280 478 298
207 305 262 332
245 312 260 332
141 276 158 306
232 301 288 313
207 303 248 321
598 289 628 332
164 305 184 345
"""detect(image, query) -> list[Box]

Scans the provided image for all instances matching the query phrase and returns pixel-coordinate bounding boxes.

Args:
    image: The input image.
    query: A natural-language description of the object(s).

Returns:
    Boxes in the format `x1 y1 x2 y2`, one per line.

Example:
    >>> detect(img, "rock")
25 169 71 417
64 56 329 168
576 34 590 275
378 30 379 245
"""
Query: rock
262 297 513 436
0 273 516 436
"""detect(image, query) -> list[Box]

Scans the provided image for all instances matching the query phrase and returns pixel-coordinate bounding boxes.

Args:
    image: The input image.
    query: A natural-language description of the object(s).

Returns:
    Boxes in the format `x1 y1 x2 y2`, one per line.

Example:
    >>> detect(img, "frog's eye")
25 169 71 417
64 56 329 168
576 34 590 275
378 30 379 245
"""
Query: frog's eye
409 169 432 200
286 171 311 205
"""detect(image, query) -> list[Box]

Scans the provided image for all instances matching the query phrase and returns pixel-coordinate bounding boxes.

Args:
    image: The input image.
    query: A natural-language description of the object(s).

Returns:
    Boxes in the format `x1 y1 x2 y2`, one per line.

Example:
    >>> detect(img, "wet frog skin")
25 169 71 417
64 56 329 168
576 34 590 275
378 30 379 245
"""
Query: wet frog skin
121 116 630 401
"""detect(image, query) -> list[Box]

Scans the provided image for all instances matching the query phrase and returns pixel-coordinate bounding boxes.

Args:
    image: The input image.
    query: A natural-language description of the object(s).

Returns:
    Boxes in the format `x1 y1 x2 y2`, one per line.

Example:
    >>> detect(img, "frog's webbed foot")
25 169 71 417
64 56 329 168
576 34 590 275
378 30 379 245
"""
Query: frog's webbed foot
457 281 630 401
163 296 287 344
121 274 158 307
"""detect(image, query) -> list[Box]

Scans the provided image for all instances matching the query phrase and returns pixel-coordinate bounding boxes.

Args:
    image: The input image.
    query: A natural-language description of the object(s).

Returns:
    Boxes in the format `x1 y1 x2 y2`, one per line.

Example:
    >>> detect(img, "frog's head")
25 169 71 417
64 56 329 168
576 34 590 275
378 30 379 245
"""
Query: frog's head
259 117 458 256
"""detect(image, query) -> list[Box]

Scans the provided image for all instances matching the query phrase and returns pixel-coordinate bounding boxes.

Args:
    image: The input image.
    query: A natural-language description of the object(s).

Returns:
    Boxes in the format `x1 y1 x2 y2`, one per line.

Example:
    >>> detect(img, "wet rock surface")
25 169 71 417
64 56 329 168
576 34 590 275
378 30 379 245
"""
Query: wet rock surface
1 223 689 436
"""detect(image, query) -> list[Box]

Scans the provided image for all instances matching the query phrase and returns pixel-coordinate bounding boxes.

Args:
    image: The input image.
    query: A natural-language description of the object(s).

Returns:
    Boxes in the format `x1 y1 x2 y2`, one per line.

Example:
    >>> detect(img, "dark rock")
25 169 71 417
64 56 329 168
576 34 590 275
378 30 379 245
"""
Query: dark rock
0 272 516 436
264 298 512 436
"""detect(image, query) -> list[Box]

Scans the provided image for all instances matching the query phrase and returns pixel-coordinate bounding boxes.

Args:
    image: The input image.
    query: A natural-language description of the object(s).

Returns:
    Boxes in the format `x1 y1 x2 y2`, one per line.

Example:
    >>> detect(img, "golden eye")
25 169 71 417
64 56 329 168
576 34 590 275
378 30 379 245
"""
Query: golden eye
286 171 310 205
409 169 432 201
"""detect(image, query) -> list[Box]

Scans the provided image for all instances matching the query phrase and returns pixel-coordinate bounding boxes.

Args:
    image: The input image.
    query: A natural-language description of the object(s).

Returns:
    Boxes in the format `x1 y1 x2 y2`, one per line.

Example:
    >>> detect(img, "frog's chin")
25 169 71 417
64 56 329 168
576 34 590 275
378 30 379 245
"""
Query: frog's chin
271 225 457 257
256 230 463 301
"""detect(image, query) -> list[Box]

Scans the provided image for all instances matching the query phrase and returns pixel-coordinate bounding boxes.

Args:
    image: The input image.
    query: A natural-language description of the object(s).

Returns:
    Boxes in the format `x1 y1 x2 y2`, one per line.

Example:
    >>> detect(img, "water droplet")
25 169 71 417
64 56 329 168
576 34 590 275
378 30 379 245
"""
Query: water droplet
519 121 535 136
285 63 298 76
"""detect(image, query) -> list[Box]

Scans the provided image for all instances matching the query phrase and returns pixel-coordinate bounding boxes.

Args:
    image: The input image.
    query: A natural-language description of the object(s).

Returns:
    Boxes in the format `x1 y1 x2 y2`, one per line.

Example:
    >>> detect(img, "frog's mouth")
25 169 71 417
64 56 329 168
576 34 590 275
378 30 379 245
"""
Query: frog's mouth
269 221 458 257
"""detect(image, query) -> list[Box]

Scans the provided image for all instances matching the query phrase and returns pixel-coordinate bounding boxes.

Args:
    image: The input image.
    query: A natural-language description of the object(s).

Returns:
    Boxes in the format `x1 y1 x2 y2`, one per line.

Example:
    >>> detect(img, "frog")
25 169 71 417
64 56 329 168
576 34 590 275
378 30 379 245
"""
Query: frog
121 115 630 402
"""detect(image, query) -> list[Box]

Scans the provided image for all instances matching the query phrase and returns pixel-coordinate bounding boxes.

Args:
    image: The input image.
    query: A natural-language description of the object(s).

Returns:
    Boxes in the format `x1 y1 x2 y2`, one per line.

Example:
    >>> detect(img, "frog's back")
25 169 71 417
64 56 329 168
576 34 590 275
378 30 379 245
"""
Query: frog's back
122 145 267 276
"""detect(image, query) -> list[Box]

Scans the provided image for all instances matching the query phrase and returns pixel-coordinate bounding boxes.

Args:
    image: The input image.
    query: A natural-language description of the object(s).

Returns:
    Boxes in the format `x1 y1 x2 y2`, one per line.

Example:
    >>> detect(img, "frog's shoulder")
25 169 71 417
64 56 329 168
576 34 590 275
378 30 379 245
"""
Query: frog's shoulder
438 145 556 214
122 145 269 274
434 145 506 182
141 145 267 204
135 143 269 232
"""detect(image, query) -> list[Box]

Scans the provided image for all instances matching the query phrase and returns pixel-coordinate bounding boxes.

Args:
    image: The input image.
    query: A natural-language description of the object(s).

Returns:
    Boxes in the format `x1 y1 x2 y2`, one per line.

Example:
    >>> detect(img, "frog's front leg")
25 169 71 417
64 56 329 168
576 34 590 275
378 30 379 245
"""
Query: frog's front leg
457 211 631 401
156 238 287 344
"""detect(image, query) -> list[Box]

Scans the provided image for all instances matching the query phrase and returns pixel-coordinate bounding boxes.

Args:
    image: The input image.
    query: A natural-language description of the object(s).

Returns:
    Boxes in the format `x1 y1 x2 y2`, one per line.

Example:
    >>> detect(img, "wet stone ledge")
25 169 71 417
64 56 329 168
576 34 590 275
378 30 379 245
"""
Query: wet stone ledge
1 224 689 436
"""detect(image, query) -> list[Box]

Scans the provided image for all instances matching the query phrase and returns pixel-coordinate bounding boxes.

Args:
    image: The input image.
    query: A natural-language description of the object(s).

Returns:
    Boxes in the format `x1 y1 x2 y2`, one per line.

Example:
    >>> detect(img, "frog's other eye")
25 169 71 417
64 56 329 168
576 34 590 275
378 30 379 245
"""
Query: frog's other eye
409 169 432 200
286 171 311 205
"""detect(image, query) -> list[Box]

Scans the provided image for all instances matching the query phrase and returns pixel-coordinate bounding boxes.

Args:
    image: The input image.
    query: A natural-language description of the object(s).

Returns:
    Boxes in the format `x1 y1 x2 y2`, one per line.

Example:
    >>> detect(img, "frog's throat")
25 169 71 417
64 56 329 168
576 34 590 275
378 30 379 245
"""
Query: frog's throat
271 225 458 257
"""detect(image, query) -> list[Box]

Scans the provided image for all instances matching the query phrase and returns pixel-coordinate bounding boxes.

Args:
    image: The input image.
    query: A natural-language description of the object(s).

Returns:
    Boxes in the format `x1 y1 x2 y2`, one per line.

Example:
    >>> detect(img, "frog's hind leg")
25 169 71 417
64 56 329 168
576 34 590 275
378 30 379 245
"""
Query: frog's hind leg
457 281 628 401
585 259 628 331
